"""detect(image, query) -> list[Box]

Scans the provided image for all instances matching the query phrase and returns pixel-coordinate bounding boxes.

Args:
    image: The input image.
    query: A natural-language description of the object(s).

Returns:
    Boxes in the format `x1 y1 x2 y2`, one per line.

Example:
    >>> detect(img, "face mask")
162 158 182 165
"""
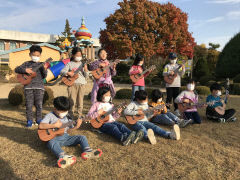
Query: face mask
216 91 222 96
138 62 143 66
59 111 68 118
32 56 40 62
75 57 82 62
140 102 148 105
157 98 162 103
187 84 195 91
170 59 177 64
103 96 111 103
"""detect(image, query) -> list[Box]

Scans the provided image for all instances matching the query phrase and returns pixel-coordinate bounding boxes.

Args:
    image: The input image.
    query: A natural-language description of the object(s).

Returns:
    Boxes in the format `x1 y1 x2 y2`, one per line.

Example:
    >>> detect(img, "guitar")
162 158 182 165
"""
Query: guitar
38 116 88 141
62 59 91 87
125 104 166 125
215 78 230 115
130 65 156 83
91 59 120 80
164 61 186 84
89 102 127 129
17 58 53 85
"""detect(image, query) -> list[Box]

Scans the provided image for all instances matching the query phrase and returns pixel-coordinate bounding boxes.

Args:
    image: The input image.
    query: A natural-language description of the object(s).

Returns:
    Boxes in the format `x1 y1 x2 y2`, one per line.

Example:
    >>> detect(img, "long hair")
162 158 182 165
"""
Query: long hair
132 54 145 70
70 47 82 61
96 87 110 102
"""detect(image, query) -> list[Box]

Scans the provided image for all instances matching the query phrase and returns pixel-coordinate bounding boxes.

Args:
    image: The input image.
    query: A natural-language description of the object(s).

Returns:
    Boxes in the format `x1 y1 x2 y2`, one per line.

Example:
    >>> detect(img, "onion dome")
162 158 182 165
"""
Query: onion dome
75 17 92 40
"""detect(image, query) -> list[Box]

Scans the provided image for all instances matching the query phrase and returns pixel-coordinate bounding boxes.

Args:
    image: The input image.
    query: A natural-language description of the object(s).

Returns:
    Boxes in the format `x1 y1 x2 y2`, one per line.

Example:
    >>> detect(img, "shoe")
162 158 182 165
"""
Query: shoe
169 124 180 140
26 120 33 128
147 129 156 145
57 155 76 168
122 131 136 146
81 149 102 160
36 119 42 125
179 119 193 128
218 118 226 123
132 130 144 144
174 109 181 117
226 117 237 122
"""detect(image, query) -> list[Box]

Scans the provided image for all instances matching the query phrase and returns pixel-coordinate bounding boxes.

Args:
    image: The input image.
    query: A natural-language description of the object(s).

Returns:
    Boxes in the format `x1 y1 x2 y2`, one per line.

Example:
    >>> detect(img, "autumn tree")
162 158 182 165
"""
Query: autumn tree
99 0 196 61
56 19 73 49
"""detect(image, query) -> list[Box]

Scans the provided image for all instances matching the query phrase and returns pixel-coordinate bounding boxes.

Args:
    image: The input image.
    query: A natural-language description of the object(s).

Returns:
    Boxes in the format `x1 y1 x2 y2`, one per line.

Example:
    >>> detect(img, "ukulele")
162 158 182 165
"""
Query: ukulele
91 59 120 80
130 65 156 83
215 78 230 115
89 102 127 129
62 59 91 87
164 61 186 84
125 104 166 125
17 58 53 85
38 116 88 141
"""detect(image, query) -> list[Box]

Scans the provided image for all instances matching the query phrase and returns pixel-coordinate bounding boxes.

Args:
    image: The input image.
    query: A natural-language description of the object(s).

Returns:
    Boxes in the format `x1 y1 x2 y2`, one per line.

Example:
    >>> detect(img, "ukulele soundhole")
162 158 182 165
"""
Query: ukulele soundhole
101 115 105 119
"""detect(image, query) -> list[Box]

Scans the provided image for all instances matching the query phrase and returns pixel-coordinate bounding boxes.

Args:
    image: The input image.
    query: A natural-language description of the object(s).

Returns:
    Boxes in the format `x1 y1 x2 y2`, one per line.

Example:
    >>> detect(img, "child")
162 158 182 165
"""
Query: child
87 87 144 146
149 89 184 126
174 79 202 126
39 96 102 168
88 49 116 104
206 83 236 122
124 90 180 145
163 52 185 116
129 54 150 100
61 47 89 119
15 45 48 127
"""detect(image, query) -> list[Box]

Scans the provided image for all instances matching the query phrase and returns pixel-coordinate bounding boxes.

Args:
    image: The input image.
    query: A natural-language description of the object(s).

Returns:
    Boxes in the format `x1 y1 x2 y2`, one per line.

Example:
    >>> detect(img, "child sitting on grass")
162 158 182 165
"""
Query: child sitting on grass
124 90 180 145
39 96 102 168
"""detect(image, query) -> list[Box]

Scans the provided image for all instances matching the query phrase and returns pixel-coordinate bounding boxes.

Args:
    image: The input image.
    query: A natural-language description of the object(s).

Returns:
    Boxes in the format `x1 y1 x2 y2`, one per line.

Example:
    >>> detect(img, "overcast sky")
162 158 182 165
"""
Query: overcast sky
0 0 239 50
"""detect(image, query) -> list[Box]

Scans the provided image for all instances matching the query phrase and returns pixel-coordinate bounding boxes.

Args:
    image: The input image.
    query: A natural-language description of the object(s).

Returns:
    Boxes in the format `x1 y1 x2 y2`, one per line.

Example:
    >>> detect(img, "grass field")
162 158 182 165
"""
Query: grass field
0 95 239 180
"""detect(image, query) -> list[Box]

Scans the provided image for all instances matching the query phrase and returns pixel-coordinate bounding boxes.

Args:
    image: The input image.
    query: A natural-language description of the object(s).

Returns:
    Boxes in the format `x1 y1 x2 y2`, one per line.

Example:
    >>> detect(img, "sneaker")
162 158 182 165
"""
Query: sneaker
218 118 226 123
36 119 42 125
132 130 144 144
226 117 237 122
57 155 76 168
147 129 156 145
179 119 193 128
122 131 136 146
26 120 33 128
81 149 103 160
169 124 180 140
174 109 181 117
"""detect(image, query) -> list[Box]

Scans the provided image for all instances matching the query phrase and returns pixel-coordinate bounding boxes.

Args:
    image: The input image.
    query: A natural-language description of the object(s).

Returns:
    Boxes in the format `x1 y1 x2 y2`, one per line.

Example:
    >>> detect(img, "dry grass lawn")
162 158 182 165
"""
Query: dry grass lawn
0 94 239 179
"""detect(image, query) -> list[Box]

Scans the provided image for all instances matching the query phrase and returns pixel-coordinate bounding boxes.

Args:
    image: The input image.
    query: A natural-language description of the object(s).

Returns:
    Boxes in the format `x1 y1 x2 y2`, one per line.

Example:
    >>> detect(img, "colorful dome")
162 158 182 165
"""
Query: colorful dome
60 38 71 50
75 17 92 40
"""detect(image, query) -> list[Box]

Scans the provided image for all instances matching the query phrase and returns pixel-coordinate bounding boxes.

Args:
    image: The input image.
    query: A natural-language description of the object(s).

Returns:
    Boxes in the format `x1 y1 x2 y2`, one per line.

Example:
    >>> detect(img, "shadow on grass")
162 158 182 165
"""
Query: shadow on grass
0 157 21 180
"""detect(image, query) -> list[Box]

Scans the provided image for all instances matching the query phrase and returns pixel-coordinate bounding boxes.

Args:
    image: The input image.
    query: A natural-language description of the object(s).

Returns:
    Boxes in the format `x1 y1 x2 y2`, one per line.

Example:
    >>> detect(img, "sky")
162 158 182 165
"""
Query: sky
0 0 239 50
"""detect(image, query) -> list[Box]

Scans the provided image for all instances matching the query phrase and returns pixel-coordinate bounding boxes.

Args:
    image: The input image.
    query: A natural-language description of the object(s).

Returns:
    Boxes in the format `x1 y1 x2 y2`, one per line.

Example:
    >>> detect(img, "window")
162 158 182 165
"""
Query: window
10 42 16 50
0 41 4 51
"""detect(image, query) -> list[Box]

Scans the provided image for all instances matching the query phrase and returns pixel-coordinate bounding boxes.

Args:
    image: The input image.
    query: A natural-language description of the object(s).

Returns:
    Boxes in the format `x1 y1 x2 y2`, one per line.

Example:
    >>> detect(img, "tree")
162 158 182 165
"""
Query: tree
56 19 73 49
99 0 196 60
193 44 208 69
216 32 240 78
193 56 210 79
208 42 220 50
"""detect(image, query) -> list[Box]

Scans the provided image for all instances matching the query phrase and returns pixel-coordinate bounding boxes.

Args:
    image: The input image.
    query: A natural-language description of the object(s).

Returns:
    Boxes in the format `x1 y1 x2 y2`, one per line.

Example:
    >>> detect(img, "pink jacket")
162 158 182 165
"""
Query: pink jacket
129 65 149 87
87 102 120 123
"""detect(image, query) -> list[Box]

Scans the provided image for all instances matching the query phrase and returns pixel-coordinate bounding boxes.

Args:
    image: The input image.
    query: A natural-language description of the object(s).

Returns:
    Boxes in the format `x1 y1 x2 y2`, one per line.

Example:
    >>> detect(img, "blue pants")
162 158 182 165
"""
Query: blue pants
131 121 169 139
132 85 145 101
151 112 180 126
47 133 90 158
184 111 201 124
99 121 132 141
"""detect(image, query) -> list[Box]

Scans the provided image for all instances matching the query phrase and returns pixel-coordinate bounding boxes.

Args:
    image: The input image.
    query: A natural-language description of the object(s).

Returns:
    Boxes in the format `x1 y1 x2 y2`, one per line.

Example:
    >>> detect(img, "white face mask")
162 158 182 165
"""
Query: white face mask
187 84 195 91
157 98 162 103
216 91 222 96
59 111 68 118
75 57 82 62
170 59 177 64
138 62 143 66
103 96 111 103
32 56 40 62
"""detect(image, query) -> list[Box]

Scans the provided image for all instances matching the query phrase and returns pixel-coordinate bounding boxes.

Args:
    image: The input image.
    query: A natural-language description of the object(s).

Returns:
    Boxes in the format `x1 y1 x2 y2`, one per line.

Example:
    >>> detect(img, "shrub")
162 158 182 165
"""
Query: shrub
233 74 240 83
180 86 210 95
199 76 215 86
115 89 132 99
232 83 240 95
8 85 54 106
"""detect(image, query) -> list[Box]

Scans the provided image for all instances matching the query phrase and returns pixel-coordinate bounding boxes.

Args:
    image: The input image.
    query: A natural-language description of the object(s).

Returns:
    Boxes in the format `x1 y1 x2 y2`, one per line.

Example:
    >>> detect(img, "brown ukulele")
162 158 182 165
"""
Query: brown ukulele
91 59 120 80
62 59 90 87
125 104 166 125
17 58 53 85
164 61 186 84
89 102 127 129
130 65 156 83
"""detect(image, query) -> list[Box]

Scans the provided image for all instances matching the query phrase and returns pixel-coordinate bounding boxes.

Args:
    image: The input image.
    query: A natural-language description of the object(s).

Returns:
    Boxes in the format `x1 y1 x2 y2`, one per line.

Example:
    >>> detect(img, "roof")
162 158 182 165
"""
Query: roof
0 43 63 55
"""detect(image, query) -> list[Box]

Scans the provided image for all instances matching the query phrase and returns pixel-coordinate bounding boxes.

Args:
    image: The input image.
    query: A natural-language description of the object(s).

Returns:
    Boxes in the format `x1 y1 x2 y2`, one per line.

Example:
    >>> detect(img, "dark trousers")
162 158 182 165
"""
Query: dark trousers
166 87 180 110
184 111 201 124
24 89 44 122
206 106 236 121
